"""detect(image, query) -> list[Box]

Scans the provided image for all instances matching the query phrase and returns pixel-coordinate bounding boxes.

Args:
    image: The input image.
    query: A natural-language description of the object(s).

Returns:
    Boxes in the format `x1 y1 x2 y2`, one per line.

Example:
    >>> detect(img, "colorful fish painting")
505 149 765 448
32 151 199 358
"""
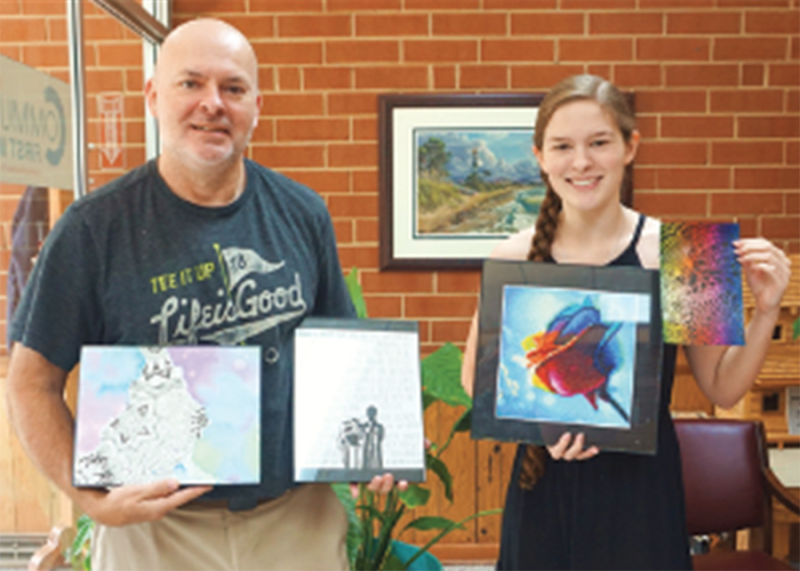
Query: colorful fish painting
521 302 629 422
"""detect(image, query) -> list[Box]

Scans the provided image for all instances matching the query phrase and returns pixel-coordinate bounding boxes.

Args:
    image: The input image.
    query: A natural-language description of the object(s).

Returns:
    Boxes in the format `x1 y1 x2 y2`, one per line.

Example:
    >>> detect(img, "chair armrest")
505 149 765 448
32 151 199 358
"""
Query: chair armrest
763 467 800 516
28 525 74 571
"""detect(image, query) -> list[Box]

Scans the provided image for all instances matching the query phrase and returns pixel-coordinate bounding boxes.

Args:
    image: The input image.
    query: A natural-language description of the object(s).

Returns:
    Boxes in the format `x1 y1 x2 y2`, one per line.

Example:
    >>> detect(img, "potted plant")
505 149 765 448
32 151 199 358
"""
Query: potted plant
338 269 501 570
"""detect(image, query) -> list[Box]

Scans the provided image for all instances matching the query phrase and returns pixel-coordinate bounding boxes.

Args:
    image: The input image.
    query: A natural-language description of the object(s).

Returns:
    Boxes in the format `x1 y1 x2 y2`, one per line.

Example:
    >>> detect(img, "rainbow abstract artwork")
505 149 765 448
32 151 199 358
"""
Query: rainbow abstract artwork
660 222 744 345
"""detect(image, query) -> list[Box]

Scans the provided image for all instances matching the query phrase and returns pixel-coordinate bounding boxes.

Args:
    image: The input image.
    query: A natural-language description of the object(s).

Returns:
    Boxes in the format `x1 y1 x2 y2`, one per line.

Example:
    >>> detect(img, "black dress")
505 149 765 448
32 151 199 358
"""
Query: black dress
497 215 692 571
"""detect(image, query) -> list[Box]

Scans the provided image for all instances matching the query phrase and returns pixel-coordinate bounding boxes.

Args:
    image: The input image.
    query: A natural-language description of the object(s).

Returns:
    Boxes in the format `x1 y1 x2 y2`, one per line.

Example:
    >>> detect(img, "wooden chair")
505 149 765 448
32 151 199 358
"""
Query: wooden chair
675 418 800 571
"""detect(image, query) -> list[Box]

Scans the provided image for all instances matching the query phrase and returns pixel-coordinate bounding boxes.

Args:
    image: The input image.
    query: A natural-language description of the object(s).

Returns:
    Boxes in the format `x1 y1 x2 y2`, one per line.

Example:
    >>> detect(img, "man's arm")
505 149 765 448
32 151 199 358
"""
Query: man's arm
6 343 211 527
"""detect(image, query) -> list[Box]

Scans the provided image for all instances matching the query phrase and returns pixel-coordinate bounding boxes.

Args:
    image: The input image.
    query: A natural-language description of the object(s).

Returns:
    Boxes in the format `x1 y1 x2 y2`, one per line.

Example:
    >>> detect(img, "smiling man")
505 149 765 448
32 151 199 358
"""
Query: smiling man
6 19 360 571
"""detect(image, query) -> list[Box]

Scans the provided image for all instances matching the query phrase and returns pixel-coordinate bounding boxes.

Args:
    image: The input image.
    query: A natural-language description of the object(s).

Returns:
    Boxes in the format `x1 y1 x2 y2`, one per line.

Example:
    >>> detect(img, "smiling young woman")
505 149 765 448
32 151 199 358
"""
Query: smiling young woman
461 74 791 570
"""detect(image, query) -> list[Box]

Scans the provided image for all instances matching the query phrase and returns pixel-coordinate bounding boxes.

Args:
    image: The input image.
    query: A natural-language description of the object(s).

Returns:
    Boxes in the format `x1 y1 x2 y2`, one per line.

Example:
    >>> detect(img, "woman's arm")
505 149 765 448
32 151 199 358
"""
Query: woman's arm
685 238 791 408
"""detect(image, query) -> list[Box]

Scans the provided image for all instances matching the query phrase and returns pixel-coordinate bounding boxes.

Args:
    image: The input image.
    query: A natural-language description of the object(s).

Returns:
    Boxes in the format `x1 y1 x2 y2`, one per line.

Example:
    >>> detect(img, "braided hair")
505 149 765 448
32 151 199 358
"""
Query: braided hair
519 74 637 491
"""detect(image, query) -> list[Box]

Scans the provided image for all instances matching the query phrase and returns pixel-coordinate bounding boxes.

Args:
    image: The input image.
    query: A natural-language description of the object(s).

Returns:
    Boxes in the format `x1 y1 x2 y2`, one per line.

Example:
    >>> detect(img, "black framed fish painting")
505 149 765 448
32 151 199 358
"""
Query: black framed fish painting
471 260 663 455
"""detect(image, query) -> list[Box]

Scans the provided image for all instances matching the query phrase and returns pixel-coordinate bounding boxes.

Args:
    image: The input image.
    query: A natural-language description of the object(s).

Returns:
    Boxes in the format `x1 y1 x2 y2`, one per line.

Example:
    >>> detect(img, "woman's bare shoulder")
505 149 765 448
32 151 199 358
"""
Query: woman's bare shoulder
489 227 535 261
637 215 660 270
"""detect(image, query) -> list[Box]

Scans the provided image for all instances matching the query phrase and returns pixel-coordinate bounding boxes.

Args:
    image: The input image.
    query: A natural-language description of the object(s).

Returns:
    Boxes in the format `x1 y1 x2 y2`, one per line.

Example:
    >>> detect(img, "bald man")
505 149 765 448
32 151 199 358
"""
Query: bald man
7 19 355 570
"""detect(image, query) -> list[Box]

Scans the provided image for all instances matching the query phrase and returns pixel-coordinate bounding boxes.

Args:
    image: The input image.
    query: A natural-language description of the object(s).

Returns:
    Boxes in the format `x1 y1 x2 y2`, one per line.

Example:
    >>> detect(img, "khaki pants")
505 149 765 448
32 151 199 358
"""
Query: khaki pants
92 484 349 571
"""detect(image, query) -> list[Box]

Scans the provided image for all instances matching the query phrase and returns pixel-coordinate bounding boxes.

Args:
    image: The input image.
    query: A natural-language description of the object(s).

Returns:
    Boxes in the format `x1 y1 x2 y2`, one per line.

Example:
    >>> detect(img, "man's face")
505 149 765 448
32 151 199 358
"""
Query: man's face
145 24 261 172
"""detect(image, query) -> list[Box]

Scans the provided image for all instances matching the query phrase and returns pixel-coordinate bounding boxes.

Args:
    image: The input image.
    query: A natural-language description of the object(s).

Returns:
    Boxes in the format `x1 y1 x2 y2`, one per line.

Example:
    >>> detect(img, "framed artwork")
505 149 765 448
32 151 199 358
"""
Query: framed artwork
471 260 663 455
74 345 261 487
293 317 426 483
377 93 635 271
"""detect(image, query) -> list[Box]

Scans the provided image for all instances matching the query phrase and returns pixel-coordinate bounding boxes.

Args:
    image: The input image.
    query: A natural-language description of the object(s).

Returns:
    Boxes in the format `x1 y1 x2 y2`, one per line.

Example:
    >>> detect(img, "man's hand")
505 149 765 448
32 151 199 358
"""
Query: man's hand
81 480 212 527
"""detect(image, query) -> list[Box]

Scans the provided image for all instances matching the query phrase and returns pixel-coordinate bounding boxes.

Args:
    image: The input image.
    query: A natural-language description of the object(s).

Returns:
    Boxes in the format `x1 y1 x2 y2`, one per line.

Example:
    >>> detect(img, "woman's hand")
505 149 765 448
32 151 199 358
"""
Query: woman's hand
734 238 791 315
546 432 599 461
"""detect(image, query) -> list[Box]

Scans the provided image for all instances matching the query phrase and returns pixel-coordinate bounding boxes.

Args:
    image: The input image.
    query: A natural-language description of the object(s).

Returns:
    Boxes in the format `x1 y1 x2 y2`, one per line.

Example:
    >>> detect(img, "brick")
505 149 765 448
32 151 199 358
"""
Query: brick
717 0 790 6
304 67 351 90
511 65 584 89
711 192 784 216
665 65 738 87
614 65 662 87
353 170 378 193
362 272 434 293
561 0 636 8
589 64 611 79
338 246 380 270
714 38 788 61
735 168 800 190
635 142 708 166
437 272 481 293
217 15 275 39
354 118 377 141
486 0 558 8
247 0 322 11
590 13 662 35
261 94 324 116
634 192 707 217
258 68 275 92
172 0 246 12
329 0 402 10
710 90 784 113
406 295 476 319
636 117 658 140
333 219 353 244
482 40 554 62
276 119 349 142
635 0 715 6
97 43 146 67
792 37 799 60
405 0 480 9
432 13 506 35
637 38 710 62
0 1 20 14
745 10 800 33
0 17 47 42
20 0 64 15
355 67 428 89
277 68 300 91
460 65 508 89
761 216 800 240
404 40 478 63
361 295 402 318
711 142 784 165
662 117 734 138
432 320 473 343
666 12 740 34
86 69 125 93
788 142 800 165
743 64 765 87
0 45 20 60
560 39 633 62
328 194 378 217
329 92 378 115
251 144 325 168
511 13 583 35
356 14 428 37
278 15 352 38
281 170 350 193
326 40 399 64
635 91 706 113
738 116 800 138
434 66 456 89
787 191 799 214
126 69 143 91
770 64 800 87
252 41 323 65
330 143 378 167
658 168 731 190
21 43 69 67
355 219 378 242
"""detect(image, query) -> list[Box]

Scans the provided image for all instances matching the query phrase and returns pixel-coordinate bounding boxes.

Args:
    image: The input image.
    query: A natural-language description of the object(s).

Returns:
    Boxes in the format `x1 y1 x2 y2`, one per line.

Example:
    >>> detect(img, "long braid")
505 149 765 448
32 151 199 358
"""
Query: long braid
519 181 562 490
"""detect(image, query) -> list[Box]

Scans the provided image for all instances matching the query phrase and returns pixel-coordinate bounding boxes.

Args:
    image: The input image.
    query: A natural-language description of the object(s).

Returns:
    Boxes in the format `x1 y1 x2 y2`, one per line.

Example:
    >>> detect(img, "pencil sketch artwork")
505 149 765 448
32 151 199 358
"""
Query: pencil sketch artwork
337 405 385 470
74 346 261 487
414 128 544 236
496 286 651 429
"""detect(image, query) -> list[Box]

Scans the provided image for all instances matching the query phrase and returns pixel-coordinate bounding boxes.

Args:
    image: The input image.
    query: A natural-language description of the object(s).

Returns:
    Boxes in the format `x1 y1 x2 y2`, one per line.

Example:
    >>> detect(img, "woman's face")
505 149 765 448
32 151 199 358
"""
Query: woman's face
534 99 639 215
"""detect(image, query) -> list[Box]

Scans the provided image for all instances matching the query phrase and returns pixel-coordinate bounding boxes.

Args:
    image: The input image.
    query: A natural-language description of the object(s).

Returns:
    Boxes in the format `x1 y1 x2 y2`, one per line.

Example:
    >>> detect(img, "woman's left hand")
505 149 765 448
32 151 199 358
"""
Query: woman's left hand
350 474 409 498
734 238 791 315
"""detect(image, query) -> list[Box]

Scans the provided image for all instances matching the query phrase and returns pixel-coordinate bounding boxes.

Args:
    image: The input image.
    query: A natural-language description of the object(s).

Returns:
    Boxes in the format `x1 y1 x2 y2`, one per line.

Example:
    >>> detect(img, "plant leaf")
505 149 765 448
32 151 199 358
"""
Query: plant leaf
344 268 368 319
426 453 453 502
793 315 800 340
421 343 471 409
437 408 472 457
422 392 436 411
402 516 464 533
331 483 363 569
398 483 430 508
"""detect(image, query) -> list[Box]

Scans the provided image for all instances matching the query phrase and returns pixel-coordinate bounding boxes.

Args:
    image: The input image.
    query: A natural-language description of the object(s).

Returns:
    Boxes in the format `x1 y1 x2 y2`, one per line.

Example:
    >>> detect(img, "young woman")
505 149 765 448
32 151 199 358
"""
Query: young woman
461 74 791 570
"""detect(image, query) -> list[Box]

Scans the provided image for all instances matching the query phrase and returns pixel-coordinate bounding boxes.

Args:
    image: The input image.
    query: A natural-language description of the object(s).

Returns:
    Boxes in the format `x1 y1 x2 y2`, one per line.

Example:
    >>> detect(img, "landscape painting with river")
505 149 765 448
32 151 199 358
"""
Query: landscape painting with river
415 128 544 236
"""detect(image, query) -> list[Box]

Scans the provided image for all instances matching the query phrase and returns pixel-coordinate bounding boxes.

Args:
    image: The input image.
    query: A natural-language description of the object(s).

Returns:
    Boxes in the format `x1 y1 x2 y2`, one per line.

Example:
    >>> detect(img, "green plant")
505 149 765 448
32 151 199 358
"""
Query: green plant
793 315 799 340
338 269 501 570
64 513 94 571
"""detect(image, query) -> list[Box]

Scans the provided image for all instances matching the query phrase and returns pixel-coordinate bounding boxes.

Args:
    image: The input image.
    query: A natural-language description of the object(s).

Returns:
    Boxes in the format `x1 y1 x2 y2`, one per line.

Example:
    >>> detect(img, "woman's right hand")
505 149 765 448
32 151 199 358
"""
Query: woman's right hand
547 432 600 461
